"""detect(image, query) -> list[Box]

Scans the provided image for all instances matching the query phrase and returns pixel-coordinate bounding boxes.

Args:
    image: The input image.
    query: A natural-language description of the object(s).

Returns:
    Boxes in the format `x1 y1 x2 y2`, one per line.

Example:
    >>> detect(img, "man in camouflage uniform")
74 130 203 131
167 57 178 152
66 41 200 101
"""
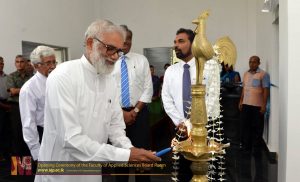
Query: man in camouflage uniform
0 57 10 160
6 55 32 157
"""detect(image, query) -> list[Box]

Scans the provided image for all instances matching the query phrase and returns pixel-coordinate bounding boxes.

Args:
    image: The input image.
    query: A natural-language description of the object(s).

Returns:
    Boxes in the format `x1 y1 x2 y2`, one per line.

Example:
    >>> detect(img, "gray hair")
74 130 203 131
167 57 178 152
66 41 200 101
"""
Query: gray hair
84 20 126 44
30 45 55 65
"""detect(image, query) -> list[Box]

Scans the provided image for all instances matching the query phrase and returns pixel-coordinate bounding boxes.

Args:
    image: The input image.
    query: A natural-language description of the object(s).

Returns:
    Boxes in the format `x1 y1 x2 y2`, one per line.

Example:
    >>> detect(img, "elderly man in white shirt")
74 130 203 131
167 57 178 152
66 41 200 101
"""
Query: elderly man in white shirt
19 46 56 162
161 28 195 181
35 20 159 182
111 25 153 182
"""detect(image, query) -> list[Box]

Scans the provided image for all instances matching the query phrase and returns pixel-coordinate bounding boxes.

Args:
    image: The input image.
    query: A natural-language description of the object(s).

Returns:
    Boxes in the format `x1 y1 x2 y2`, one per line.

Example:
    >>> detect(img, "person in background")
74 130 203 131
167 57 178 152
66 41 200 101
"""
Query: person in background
0 57 10 161
220 63 241 84
6 55 32 157
19 46 56 165
112 24 153 182
150 65 160 101
35 20 159 182
148 65 164 131
26 59 35 76
159 63 170 84
239 55 270 181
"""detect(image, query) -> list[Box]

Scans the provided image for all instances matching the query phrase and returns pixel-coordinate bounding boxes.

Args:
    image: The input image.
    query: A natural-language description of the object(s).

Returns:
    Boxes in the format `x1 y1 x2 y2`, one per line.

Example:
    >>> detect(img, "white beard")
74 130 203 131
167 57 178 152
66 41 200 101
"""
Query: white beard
90 44 115 75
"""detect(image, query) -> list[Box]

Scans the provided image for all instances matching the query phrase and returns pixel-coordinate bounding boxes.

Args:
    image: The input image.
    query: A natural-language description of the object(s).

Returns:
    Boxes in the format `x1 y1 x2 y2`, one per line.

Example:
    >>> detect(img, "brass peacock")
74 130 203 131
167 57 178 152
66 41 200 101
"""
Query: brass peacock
192 10 237 84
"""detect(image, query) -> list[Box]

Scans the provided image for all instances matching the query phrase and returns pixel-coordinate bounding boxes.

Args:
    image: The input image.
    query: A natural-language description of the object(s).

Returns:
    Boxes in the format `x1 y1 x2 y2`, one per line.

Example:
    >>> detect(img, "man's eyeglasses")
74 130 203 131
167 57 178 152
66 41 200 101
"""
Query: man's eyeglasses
93 37 123 57
38 61 57 66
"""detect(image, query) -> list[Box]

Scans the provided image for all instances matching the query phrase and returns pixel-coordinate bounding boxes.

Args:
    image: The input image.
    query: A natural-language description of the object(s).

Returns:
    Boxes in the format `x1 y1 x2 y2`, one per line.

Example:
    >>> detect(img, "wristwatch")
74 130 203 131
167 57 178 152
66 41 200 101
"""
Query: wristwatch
134 107 140 113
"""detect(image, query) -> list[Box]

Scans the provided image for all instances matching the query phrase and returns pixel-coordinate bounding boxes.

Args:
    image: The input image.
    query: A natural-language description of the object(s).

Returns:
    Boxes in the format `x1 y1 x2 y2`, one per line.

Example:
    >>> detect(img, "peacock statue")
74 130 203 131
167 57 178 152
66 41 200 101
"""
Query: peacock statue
192 10 237 84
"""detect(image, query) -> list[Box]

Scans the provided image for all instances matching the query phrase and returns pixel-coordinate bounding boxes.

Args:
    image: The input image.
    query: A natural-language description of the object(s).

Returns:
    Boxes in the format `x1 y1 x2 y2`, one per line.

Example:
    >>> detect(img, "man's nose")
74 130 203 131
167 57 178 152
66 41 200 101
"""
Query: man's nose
110 52 120 61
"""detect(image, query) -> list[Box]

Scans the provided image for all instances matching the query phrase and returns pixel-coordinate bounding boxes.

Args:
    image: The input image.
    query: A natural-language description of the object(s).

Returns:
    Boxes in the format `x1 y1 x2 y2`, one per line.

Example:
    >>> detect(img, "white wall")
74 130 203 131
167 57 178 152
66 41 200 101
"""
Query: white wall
279 0 300 181
97 0 257 75
0 0 258 80
255 0 279 153
278 0 287 180
0 0 98 74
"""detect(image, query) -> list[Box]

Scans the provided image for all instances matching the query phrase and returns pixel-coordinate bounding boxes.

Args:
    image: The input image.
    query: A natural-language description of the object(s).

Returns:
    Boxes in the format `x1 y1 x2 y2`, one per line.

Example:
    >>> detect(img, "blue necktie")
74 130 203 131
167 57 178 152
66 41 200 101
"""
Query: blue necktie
121 56 130 107
183 64 191 118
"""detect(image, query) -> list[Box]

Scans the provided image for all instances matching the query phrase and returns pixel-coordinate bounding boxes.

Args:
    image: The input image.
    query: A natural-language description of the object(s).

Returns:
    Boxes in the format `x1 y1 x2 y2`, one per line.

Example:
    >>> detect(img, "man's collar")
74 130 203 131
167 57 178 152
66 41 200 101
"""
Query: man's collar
248 67 261 73
123 52 131 59
179 57 195 67
81 54 97 74
36 71 47 80
16 70 29 77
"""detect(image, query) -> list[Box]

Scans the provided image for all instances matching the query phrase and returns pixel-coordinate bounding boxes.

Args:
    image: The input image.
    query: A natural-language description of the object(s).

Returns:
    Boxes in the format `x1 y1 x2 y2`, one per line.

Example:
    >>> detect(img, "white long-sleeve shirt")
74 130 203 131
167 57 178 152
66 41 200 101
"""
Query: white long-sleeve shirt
19 71 46 160
161 58 197 126
111 52 153 107
35 55 133 182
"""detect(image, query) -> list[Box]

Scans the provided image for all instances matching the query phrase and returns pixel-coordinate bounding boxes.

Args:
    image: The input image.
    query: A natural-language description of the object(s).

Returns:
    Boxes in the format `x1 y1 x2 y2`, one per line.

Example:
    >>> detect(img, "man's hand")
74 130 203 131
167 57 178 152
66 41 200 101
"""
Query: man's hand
123 111 135 126
239 102 243 111
152 96 159 101
260 105 266 114
9 88 20 96
176 122 188 141
129 147 161 162
130 110 137 120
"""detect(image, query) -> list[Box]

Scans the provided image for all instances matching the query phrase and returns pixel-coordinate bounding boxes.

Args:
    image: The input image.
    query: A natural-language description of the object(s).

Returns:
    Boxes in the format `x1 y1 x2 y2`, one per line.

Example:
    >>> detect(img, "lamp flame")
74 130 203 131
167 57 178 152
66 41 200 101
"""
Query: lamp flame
184 119 192 137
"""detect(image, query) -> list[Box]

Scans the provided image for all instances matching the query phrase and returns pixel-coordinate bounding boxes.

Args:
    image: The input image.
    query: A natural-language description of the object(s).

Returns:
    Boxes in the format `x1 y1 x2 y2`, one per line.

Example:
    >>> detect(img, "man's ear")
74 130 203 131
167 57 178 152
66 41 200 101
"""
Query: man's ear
34 64 39 69
86 38 94 51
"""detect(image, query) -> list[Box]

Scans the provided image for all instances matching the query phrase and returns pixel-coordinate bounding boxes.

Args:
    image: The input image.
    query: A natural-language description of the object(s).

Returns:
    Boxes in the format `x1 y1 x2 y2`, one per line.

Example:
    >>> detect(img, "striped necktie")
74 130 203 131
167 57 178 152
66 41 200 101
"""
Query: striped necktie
182 63 191 118
121 56 130 107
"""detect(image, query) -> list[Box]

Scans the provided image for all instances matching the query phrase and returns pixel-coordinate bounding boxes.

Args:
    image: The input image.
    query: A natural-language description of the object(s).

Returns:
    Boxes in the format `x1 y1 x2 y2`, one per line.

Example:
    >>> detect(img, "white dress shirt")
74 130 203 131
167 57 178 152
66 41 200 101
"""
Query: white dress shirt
35 55 133 182
161 58 197 126
111 52 153 107
19 71 46 160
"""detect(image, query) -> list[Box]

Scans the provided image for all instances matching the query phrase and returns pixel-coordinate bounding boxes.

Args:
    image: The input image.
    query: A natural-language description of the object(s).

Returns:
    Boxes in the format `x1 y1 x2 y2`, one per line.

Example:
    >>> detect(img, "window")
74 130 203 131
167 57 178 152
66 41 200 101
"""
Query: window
22 41 68 64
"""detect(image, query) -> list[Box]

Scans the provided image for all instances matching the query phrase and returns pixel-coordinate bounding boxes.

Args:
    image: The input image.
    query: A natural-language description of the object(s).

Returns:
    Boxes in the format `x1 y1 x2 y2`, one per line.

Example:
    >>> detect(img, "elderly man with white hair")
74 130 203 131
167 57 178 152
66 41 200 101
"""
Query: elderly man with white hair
35 20 160 182
19 45 56 162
